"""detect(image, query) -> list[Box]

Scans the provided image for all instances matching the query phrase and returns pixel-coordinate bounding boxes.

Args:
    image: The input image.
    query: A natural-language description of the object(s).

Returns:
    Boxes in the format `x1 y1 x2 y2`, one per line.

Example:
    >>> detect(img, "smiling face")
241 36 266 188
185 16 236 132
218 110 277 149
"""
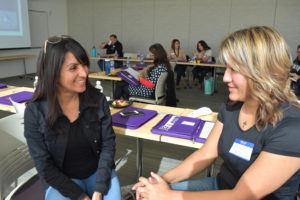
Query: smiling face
223 65 249 102
57 51 88 95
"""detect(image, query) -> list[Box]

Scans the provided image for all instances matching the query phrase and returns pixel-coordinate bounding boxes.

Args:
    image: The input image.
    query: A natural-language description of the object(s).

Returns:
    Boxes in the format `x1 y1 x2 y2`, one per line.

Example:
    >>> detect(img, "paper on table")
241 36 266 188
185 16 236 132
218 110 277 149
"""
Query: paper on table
126 67 139 80
199 121 215 139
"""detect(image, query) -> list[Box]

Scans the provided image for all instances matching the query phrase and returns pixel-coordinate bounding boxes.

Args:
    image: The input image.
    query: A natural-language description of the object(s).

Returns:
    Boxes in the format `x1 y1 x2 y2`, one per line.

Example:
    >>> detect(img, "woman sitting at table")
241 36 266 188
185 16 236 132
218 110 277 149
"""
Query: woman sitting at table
24 36 121 200
192 40 212 89
167 39 188 89
114 43 171 100
133 26 300 200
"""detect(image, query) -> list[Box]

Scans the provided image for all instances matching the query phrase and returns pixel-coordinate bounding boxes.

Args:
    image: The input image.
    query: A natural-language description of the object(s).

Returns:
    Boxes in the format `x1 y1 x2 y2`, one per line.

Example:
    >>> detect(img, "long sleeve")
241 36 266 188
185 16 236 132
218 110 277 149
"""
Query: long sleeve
94 96 116 194
24 104 86 200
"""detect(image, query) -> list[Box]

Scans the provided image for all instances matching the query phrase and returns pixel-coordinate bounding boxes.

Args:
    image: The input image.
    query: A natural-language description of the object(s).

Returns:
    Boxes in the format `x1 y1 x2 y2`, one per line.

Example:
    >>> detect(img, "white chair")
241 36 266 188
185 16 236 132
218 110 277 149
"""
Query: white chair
9 97 26 114
124 52 138 59
0 113 25 143
0 129 35 199
129 72 168 105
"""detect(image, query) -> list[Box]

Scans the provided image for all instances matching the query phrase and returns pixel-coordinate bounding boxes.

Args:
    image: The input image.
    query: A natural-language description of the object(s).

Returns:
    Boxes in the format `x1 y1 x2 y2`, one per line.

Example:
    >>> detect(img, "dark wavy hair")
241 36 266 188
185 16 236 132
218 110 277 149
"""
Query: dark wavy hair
147 43 172 76
28 35 97 130
196 40 211 52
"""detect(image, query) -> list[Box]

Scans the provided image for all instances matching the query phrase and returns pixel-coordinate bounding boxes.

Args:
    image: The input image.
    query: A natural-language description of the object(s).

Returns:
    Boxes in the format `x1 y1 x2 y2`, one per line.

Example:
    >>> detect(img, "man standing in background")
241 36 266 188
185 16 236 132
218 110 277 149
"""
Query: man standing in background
98 34 123 70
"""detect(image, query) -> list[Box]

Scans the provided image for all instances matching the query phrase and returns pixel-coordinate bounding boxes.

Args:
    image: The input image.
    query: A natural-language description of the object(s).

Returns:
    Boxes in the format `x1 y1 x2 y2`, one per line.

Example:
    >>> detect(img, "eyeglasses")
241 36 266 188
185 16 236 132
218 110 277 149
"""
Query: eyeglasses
43 35 71 59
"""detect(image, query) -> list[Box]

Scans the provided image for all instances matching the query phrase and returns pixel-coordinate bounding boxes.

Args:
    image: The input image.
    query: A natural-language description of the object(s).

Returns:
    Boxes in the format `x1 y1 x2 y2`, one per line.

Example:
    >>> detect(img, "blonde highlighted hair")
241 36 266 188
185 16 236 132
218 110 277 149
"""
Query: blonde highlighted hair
219 26 299 129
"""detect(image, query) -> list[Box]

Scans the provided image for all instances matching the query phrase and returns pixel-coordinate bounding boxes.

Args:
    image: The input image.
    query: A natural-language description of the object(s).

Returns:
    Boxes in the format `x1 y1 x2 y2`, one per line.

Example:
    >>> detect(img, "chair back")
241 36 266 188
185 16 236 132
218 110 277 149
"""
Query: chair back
0 129 34 199
155 72 168 105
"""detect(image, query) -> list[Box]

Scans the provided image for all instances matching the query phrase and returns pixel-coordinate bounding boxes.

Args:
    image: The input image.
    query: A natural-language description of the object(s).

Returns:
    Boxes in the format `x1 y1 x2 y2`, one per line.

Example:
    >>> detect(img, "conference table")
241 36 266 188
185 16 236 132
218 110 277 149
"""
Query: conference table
0 87 218 179
89 56 225 94
0 55 36 79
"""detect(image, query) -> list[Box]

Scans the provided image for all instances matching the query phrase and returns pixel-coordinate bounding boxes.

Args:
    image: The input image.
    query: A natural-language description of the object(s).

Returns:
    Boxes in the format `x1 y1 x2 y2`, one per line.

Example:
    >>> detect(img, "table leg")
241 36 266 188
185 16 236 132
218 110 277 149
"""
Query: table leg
23 58 28 79
136 138 143 181
111 81 115 98
213 67 217 93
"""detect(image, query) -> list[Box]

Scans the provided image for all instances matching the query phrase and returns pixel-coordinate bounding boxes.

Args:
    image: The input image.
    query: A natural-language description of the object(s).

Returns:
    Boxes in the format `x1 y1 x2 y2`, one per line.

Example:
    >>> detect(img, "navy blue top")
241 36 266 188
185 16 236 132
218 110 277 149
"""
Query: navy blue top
217 102 300 199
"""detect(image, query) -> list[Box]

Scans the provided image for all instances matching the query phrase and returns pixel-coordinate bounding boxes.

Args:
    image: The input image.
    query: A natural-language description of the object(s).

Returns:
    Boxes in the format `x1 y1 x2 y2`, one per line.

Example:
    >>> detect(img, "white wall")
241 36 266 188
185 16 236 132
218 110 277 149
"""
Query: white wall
0 0 68 78
68 0 300 61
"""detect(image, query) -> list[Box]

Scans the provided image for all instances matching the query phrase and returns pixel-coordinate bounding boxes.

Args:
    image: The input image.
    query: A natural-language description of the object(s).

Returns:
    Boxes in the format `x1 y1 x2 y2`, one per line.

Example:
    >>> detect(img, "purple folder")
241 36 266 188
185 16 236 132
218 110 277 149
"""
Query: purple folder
117 71 141 87
143 58 153 60
0 84 8 89
112 106 157 129
0 91 33 106
151 114 208 143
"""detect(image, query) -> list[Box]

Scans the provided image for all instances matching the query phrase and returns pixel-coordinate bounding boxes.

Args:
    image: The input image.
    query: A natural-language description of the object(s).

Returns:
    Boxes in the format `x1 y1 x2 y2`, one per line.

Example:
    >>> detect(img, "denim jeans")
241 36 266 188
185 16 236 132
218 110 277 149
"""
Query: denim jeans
45 169 121 200
170 176 219 192
174 64 187 86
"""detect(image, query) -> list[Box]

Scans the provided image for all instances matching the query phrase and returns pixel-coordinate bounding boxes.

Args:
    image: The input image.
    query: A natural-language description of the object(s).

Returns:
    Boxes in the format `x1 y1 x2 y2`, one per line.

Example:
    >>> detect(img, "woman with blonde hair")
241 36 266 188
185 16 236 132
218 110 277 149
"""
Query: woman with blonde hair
133 26 300 200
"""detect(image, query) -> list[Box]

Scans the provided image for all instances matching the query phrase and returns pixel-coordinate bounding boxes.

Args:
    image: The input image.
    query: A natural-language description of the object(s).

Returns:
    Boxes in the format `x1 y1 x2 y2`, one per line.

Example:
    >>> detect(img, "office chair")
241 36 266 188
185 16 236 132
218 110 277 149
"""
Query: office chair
129 72 168 105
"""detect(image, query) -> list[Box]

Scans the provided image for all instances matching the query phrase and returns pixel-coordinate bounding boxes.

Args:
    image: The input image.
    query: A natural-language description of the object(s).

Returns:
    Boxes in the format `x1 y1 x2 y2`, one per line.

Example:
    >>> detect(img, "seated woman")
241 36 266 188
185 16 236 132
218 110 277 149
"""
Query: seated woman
133 26 300 200
167 39 188 89
24 36 121 200
114 43 171 100
192 40 212 89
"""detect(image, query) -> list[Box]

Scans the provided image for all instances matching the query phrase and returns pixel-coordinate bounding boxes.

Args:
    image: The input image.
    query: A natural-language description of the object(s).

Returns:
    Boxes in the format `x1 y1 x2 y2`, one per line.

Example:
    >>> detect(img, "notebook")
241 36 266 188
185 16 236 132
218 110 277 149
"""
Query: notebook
112 106 157 129
117 68 141 87
0 91 33 106
151 114 215 143
0 83 8 89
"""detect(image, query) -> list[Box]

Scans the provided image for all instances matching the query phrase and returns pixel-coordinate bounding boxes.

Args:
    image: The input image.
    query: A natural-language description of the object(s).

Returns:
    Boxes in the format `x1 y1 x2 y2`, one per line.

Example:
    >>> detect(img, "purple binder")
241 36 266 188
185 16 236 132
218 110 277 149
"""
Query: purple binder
0 91 33 106
151 114 209 143
112 106 157 129
0 84 8 89
117 71 141 87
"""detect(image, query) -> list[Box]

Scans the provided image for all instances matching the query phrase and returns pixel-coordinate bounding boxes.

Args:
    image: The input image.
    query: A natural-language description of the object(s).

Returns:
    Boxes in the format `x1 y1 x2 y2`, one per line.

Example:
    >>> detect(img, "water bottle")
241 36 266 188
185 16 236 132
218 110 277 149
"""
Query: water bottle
126 56 130 67
110 60 115 72
140 54 144 64
114 50 118 58
33 76 38 90
95 80 103 93
105 59 111 75
137 51 141 59
92 46 96 57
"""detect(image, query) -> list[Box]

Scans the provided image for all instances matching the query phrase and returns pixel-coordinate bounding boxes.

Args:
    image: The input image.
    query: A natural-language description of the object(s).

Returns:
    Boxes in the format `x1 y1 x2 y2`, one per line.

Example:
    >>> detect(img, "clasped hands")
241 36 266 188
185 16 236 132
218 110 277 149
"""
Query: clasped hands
132 172 171 200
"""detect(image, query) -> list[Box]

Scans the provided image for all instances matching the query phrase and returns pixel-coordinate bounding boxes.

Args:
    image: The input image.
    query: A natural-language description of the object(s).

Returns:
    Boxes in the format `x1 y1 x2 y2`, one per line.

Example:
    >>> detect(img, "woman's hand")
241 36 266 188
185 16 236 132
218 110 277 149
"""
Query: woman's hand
136 172 171 200
92 192 102 200
137 73 143 81
82 195 91 200
290 73 300 81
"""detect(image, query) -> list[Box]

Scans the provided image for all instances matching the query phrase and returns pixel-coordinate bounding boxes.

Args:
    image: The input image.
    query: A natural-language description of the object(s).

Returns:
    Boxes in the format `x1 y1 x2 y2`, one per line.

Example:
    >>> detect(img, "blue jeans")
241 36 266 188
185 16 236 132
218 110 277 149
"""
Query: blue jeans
45 169 121 200
174 64 187 86
170 176 219 192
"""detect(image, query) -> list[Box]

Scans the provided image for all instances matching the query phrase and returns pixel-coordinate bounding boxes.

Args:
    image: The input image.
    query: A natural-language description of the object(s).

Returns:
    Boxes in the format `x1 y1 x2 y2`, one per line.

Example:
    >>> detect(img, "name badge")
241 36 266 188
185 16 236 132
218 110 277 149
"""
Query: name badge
229 138 254 161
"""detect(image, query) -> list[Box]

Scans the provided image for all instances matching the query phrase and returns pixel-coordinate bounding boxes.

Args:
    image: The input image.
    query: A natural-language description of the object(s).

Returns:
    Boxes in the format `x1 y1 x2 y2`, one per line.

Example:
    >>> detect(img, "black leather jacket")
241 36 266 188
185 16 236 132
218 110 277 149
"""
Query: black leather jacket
24 90 115 200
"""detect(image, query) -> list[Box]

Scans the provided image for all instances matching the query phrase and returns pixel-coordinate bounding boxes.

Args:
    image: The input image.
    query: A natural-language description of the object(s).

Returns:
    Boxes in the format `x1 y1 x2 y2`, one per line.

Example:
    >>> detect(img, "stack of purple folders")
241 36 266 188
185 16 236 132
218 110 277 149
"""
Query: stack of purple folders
151 114 215 143
0 91 33 106
112 106 157 129
117 71 141 87
0 83 8 89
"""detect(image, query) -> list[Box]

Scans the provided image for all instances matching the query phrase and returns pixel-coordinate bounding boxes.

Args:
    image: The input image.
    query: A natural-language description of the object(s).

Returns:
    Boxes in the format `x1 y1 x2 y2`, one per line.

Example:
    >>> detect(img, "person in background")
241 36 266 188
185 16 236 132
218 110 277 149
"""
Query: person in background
167 39 189 89
97 34 123 71
192 40 212 89
133 26 300 200
290 44 300 99
24 35 121 200
114 43 171 100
